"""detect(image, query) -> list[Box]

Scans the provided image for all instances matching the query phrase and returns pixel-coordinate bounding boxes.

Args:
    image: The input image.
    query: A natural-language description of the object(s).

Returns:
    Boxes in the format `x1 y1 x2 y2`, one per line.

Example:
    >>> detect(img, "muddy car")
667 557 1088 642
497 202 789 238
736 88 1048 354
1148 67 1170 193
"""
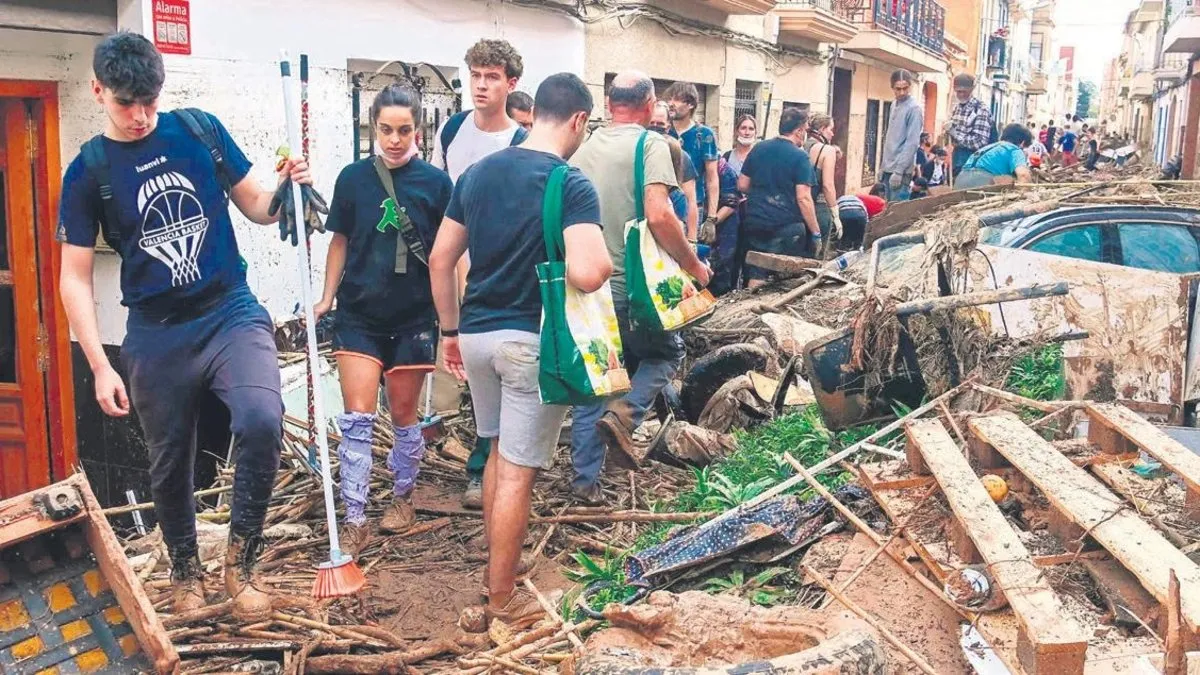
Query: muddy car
805 200 1200 430
979 205 1200 275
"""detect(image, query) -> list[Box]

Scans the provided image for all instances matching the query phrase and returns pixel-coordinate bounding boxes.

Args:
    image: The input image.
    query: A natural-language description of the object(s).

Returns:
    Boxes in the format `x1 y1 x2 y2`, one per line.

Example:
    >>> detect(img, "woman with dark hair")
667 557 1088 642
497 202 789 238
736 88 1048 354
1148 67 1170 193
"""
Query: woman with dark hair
723 114 758 174
314 84 453 556
953 123 1034 190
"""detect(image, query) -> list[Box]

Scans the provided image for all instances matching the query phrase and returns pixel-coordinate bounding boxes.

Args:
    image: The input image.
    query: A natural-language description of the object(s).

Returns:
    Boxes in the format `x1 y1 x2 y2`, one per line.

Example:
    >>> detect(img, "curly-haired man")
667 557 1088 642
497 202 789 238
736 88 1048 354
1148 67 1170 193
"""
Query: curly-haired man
432 39 530 511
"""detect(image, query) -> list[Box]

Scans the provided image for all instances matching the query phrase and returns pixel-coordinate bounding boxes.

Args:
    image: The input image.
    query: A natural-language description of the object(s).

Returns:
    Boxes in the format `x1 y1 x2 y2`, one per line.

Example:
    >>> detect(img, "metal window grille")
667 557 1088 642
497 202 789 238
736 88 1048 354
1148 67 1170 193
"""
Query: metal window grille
734 80 760 123
865 99 881 173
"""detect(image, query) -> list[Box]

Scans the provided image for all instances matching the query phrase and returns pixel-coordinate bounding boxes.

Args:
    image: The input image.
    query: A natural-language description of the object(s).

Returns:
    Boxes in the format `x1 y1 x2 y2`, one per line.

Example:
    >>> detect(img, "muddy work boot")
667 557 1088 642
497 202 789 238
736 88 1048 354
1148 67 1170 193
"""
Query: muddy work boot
224 533 273 622
340 521 371 559
570 481 605 506
462 476 484 510
486 587 546 630
596 400 647 467
169 553 207 614
380 494 417 533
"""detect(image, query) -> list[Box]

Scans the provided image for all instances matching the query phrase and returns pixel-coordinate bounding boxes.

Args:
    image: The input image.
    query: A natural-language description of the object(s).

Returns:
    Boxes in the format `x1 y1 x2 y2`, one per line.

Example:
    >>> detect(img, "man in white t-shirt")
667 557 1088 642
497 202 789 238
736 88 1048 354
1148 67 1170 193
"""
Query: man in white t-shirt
431 39 528 510
432 39 527 185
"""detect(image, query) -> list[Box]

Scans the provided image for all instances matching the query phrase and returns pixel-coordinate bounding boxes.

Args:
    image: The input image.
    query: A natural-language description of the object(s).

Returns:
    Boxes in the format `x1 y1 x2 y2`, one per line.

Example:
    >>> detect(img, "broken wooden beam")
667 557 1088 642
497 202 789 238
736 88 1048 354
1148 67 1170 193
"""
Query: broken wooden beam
906 419 1088 674
743 251 822 277
967 411 1200 639
1086 403 1200 519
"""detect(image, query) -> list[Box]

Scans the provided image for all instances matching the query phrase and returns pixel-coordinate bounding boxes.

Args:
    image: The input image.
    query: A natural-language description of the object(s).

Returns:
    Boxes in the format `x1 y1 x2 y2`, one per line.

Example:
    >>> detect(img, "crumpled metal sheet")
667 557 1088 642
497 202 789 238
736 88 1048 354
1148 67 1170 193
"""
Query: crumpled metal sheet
625 485 869 583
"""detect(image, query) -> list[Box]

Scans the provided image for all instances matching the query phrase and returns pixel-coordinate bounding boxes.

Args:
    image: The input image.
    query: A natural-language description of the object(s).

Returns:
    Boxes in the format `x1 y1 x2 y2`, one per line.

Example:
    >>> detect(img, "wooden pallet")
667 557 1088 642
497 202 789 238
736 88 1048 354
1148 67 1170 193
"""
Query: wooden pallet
968 411 1200 641
0 473 176 674
906 419 1088 674
1087 402 1200 518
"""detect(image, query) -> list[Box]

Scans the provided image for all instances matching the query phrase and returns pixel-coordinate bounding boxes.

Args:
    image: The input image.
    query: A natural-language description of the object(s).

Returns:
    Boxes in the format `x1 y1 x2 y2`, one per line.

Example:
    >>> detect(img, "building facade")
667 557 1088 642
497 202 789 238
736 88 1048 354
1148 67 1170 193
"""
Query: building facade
0 0 969 503
0 0 587 501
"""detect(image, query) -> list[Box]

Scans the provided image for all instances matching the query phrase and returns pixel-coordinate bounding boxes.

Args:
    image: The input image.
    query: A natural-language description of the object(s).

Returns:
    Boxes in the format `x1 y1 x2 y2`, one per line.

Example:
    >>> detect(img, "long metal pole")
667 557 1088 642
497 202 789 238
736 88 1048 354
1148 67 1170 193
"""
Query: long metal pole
280 53 343 561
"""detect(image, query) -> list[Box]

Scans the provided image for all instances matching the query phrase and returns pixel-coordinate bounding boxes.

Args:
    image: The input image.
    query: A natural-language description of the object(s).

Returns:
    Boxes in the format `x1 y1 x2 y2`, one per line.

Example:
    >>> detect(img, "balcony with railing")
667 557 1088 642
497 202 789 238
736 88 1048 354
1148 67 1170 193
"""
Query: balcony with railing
775 0 859 43
1164 0 1200 53
826 0 947 72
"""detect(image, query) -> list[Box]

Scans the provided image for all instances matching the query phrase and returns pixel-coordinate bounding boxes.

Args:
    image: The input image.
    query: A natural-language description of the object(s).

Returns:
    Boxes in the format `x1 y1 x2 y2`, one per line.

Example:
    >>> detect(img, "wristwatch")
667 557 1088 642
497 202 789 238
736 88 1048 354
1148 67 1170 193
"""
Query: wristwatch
440 328 459 338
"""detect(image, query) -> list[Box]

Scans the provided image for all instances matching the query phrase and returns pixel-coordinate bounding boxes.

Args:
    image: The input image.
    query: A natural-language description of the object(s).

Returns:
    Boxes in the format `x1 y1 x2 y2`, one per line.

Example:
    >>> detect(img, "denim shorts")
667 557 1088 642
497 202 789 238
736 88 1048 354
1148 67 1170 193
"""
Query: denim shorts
331 312 436 373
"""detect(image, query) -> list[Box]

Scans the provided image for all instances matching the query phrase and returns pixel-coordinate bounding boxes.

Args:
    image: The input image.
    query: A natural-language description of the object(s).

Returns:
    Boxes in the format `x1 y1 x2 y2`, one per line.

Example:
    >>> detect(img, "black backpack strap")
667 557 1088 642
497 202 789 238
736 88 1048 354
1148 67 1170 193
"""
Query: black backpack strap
174 108 231 203
80 135 122 249
510 125 529 146
438 110 471 169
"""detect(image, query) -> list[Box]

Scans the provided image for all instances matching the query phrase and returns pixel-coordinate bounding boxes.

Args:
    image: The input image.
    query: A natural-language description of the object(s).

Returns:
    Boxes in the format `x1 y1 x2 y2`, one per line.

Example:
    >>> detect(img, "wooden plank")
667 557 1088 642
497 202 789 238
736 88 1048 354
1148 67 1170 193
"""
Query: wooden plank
1087 403 1200 516
743 251 821 276
78 474 178 675
968 411 1200 637
907 419 1088 674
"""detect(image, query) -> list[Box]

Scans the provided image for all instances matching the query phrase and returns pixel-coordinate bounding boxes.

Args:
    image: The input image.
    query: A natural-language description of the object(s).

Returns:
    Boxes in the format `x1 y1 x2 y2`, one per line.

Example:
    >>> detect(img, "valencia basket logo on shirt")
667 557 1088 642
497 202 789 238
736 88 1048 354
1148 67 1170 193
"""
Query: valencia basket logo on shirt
137 171 209 287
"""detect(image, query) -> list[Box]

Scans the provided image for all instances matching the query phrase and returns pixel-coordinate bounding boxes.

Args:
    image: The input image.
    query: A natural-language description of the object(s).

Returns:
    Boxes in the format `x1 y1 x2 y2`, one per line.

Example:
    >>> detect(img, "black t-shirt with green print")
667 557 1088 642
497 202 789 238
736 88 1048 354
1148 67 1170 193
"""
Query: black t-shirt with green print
325 157 452 332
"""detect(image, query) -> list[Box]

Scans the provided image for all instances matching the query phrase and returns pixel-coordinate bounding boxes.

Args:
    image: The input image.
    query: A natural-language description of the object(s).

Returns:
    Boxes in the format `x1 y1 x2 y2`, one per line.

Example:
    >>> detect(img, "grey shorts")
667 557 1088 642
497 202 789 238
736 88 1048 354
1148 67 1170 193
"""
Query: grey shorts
460 330 567 470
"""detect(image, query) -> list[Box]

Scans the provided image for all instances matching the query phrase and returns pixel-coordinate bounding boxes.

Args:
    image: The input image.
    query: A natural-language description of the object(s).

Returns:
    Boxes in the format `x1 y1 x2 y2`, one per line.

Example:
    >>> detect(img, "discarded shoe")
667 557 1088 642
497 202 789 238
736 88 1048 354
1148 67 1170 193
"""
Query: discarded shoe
225 532 273 622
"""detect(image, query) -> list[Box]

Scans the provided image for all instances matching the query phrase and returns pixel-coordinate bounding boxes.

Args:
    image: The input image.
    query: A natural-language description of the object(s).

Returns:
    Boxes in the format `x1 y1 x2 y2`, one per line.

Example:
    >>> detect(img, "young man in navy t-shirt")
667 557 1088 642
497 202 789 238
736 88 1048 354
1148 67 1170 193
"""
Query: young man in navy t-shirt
429 73 611 629
56 32 313 621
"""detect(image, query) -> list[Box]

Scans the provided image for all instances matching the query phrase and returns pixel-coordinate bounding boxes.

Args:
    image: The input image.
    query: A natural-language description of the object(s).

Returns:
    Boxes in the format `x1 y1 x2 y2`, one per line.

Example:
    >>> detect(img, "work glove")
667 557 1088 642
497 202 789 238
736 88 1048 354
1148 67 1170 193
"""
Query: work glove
888 172 903 190
269 179 329 246
699 216 718 245
831 212 843 240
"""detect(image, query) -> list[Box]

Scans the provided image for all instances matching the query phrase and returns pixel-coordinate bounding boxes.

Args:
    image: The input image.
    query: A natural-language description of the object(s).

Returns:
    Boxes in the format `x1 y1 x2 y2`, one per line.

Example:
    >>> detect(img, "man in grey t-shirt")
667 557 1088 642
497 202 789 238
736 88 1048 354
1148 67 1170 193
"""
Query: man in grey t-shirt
568 71 710 504
879 69 924 202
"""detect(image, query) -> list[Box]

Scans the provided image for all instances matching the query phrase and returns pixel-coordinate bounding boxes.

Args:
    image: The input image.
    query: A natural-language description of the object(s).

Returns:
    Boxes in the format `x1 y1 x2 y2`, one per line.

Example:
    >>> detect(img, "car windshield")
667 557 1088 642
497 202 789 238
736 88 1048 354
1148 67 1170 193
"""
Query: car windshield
979 226 1003 245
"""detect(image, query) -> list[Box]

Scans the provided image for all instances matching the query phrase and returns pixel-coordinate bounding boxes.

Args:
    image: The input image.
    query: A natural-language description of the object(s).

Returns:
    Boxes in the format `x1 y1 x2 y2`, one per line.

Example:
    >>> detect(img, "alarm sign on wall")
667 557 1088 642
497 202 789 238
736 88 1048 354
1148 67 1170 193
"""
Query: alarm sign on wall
152 0 191 55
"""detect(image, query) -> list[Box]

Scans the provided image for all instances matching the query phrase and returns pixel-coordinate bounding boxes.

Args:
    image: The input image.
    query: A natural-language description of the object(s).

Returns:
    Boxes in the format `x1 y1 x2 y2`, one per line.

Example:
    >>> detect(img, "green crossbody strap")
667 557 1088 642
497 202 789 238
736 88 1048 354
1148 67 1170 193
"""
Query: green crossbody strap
633 130 648 221
541 165 570 264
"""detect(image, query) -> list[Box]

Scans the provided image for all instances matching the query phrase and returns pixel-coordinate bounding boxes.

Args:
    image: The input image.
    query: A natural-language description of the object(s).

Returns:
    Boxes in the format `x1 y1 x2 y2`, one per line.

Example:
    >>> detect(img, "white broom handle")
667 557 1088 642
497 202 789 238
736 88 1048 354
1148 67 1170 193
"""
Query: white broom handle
280 53 343 560
423 373 434 419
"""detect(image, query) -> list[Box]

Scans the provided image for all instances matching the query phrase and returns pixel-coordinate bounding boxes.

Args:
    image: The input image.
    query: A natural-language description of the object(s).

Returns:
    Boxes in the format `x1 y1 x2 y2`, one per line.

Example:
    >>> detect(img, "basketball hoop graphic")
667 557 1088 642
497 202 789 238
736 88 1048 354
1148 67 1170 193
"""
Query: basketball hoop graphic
137 171 209 287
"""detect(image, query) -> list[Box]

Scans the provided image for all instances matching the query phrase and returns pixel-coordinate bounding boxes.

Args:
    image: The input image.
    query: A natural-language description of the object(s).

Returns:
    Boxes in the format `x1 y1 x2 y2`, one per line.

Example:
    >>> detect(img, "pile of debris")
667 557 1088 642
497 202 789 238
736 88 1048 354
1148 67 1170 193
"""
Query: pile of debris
99 177 1200 674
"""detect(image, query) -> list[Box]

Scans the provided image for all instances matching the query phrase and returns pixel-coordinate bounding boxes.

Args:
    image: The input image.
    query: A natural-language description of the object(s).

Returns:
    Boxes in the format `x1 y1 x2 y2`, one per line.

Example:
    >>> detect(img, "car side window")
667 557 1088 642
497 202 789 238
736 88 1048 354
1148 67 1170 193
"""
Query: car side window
1117 223 1200 274
1027 225 1103 262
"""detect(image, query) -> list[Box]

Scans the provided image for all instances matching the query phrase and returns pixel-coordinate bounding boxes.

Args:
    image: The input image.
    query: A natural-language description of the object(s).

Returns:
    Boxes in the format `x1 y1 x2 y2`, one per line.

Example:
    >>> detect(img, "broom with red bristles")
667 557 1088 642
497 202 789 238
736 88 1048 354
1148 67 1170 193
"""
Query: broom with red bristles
279 52 365 598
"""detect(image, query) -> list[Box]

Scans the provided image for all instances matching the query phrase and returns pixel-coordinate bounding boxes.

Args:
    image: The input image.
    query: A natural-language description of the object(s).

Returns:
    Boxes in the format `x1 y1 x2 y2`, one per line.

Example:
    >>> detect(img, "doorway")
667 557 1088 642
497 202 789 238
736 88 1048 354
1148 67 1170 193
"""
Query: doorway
832 68 852 196
0 82 76 497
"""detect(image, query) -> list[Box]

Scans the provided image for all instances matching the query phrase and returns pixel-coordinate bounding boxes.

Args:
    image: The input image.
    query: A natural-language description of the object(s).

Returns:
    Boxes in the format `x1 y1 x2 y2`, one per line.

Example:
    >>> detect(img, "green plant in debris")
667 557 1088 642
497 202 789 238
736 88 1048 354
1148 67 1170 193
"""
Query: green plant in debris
1006 343 1066 402
564 406 876 616
565 551 637 616
702 567 795 606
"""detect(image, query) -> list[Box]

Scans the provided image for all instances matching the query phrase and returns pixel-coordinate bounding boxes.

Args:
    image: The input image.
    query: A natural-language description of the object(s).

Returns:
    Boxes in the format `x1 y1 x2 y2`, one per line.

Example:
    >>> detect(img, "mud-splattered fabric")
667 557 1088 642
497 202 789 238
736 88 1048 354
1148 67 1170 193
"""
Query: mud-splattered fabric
625 486 868 582
388 424 425 497
337 411 376 525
